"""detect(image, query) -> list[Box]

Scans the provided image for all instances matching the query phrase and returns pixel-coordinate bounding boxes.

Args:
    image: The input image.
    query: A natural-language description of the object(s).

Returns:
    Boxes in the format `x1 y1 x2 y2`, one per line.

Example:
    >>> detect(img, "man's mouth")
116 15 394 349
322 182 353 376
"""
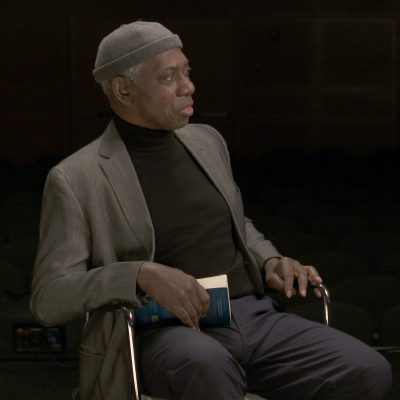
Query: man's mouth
178 102 194 117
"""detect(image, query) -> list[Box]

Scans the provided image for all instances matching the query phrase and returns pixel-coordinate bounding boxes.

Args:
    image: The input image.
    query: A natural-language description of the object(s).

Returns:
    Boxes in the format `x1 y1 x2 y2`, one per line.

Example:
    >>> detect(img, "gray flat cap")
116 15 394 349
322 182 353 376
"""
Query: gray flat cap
93 21 182 83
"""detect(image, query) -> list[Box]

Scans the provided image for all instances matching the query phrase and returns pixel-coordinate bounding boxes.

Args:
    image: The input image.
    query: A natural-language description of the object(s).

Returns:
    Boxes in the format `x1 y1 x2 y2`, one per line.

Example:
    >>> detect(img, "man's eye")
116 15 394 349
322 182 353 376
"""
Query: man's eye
184 68 191 77
163 73 174 81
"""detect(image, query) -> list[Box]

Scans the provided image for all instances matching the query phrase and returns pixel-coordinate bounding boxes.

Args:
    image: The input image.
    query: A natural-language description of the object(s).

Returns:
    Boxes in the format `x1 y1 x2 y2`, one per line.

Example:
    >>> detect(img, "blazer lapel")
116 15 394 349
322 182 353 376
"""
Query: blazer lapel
175 127 245 239
98 123 155 257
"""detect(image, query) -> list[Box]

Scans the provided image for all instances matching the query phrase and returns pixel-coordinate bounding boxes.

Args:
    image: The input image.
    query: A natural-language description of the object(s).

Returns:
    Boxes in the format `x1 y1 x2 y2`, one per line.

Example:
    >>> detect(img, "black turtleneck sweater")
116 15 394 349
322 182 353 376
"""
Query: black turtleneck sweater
113 114 255 298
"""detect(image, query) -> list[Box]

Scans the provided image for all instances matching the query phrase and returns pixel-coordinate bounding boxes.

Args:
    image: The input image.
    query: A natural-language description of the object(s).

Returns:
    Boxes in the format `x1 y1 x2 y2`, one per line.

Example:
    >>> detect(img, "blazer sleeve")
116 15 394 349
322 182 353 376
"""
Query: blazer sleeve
30 167 144 327
244 217 281 269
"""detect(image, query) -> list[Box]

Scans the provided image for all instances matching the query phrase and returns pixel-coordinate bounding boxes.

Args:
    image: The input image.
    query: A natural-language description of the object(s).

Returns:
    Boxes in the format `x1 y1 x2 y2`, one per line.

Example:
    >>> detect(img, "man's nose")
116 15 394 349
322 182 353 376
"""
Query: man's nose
178 75 195 96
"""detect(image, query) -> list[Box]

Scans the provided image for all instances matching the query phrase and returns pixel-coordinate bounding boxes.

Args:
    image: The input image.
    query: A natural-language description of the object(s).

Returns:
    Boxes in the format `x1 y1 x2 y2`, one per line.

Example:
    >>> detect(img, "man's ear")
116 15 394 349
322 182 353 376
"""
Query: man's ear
111 76 135 106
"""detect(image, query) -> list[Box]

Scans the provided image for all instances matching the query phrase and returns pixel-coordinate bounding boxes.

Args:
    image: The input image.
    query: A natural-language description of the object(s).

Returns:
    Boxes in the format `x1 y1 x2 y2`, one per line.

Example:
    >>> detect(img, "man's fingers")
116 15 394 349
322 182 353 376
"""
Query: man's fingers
196 286 211 318
296 264 309 297
180 299 201 331
313 286 322 298
179 284 210 330
305 265 323 284
190 291 210 320
304 265 323 298
281 258 295 298
190 291 206 318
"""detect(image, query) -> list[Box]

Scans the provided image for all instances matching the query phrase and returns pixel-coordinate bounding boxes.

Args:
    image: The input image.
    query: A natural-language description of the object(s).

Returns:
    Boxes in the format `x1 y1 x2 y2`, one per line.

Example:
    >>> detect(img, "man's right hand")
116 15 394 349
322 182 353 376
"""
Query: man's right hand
137 261 210 331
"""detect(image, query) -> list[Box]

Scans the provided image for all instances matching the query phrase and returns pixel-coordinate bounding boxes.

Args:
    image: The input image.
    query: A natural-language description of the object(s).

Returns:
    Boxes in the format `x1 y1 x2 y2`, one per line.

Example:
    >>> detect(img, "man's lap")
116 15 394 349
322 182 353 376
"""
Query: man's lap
137 295 392 399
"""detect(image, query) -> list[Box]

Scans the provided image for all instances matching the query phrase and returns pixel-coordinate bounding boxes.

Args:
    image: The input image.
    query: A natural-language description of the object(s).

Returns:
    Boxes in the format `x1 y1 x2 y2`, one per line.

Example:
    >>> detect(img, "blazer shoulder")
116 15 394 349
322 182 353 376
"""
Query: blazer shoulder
45 135 106 193
58 137 102 170
175 123 227 149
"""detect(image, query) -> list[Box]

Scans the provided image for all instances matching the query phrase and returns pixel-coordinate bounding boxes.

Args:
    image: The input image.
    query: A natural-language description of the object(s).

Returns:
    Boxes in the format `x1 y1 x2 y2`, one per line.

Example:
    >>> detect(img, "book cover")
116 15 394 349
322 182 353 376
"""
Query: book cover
135 274 231 326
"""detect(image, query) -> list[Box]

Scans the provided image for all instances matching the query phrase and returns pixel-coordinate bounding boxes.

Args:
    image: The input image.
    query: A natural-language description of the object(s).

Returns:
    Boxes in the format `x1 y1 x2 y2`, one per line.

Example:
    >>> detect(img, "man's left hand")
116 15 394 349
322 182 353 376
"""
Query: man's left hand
263 257 323 299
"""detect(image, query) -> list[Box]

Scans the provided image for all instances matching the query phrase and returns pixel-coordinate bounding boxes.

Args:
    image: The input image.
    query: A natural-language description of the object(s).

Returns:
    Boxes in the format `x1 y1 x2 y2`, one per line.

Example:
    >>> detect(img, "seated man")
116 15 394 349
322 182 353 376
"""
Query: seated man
30 21 392 400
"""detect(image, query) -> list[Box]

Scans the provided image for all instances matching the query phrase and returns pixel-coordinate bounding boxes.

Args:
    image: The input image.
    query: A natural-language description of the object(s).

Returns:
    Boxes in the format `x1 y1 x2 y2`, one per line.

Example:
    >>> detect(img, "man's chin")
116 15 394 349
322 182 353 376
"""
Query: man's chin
170 117 190 131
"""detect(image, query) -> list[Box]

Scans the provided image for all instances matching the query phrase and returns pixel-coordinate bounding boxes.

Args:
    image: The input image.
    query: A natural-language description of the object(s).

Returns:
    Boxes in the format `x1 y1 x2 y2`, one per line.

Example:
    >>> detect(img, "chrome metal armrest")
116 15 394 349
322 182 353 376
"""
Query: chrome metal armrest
119 305 141 400
311 282 331 326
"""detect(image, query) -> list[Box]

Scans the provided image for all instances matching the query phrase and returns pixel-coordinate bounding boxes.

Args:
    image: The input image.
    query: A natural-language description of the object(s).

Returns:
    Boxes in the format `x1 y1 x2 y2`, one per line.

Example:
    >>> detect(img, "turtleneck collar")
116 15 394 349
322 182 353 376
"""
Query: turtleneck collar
112 111 174 152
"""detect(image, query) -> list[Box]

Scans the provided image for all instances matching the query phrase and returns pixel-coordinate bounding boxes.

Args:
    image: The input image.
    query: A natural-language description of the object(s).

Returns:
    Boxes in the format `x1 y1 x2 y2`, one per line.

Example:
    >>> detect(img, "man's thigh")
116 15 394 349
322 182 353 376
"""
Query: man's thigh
136 323 246 399
136 296 391 399
229 295 391 400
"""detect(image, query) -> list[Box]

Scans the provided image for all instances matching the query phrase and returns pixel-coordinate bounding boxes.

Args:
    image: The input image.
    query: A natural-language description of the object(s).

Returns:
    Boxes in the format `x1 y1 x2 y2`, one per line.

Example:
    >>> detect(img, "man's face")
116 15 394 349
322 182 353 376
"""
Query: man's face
128 48 195 131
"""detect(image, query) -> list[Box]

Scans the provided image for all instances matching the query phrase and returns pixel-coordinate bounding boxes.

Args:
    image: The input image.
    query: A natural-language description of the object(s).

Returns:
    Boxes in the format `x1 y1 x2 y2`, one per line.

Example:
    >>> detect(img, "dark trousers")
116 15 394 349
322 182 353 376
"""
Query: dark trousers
137 295 392 400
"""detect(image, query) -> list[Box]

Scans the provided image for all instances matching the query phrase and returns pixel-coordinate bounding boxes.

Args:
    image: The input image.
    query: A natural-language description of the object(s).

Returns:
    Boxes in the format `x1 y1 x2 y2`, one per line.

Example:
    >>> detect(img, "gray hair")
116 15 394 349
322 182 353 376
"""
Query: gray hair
101 62 143 96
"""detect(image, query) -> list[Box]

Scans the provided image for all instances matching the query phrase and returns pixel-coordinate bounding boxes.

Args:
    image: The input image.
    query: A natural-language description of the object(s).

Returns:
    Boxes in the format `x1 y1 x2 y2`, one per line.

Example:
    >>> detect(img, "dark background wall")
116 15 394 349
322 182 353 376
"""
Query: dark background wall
1 0 399 165
1 3 400 398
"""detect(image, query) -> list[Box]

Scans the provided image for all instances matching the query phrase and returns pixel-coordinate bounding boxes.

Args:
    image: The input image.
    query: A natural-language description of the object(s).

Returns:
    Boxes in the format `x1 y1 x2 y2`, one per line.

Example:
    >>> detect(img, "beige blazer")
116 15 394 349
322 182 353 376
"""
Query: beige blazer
30 122 281 400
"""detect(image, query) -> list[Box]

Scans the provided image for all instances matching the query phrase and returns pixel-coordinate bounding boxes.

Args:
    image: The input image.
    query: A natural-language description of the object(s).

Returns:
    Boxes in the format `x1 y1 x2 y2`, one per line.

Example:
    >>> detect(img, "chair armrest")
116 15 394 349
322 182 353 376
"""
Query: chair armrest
311 282 331 326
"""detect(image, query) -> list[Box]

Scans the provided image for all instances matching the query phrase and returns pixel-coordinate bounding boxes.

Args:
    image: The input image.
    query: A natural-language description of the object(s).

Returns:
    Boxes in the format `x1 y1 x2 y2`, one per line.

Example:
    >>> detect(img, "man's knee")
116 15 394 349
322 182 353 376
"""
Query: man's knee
358 352 392 400
169 342 246 399
181 340 244 381
337 347 392 400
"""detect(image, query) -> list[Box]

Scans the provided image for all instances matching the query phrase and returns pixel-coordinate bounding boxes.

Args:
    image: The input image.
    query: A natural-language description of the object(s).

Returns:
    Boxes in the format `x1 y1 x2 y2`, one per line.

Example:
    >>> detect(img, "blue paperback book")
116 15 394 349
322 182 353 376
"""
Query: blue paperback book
135 274 231 326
